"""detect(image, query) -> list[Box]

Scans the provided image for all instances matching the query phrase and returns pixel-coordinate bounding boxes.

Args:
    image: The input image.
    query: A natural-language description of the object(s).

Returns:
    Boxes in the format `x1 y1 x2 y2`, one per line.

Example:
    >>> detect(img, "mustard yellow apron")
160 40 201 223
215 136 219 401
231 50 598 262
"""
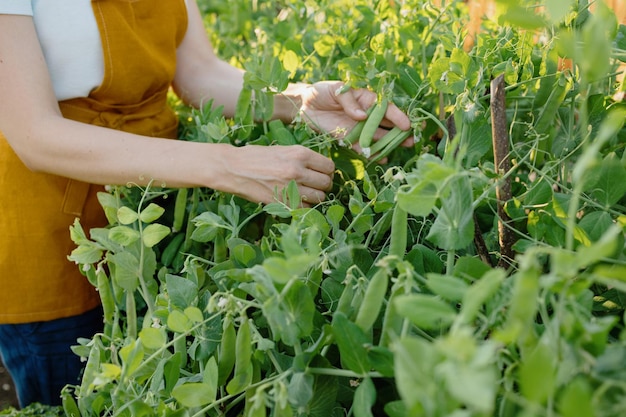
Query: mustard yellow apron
0 0 188 324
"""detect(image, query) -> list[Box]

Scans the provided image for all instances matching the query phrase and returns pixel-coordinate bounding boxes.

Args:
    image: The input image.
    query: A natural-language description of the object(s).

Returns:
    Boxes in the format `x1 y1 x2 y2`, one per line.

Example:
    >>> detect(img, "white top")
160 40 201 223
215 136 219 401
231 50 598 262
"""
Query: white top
1 1 189 101
1 1 104 101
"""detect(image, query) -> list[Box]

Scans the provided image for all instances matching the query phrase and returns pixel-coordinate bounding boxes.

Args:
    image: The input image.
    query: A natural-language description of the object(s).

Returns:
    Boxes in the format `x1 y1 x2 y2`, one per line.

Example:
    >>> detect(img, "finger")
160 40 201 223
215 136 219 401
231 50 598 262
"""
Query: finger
306 154 335 176
298 185 327 206
384 102 412 131
300 168 334 193
334 88 371 120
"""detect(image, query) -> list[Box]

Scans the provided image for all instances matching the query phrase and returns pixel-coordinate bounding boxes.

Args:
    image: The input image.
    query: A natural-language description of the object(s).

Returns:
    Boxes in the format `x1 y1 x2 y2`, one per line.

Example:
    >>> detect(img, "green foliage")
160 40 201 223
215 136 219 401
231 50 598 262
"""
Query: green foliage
0 404 63 417
64 0 626 416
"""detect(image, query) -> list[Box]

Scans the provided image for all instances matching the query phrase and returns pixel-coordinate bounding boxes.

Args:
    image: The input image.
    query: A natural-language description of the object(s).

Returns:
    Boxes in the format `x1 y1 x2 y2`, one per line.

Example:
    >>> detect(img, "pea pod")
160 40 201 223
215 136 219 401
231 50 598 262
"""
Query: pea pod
336 271 356 317
342 104 376 146
388 204 408 259
226 318 253 394
355 268 389 332
79 336 102 397
175 332 189 370
161 233 185 267
96 267 115 326
126 291 137 340
359 96 389 150
172 188 188 233
534 72 568 133
532 54 558 110
218 319 236 386
379 280 404 347
532 73 568 165
368 126 412 164
234 319 252 374
62 391 81 417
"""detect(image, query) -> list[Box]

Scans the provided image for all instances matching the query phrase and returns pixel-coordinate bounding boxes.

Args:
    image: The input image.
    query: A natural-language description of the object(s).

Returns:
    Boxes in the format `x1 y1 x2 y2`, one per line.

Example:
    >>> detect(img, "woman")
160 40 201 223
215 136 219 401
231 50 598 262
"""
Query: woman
0 0 411 407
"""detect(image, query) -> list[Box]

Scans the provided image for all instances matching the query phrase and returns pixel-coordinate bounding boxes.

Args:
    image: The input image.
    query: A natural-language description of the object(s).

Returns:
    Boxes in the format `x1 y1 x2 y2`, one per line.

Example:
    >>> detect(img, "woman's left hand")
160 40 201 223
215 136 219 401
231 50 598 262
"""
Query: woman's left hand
298 81 414 153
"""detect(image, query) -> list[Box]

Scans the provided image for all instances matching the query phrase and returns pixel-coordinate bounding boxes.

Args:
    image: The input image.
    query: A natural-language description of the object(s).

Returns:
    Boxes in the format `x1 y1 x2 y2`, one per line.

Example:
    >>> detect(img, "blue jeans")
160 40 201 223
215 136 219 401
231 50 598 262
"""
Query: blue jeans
0 307 102 408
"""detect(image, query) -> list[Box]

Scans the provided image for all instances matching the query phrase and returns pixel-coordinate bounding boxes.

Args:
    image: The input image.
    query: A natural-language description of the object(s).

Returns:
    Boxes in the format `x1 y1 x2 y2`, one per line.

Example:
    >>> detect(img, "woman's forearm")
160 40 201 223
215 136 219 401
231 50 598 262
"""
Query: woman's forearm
19 115 228 189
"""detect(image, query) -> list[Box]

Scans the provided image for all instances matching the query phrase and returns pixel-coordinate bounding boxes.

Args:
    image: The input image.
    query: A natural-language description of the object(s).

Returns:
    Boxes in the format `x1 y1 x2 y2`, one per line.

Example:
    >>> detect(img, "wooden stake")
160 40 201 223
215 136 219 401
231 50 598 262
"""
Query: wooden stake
490 75 515 268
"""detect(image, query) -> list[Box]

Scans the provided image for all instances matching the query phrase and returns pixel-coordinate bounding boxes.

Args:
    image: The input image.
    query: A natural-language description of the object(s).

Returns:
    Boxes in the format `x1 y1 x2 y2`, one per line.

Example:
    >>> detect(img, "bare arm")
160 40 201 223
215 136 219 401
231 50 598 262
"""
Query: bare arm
173 1 412 132
0 15 334 204
172 0 302 121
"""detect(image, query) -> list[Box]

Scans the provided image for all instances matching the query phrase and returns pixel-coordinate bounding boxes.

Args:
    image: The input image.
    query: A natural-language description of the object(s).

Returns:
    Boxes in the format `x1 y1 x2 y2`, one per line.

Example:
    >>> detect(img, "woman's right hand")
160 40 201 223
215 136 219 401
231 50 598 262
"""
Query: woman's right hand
216 144 335 207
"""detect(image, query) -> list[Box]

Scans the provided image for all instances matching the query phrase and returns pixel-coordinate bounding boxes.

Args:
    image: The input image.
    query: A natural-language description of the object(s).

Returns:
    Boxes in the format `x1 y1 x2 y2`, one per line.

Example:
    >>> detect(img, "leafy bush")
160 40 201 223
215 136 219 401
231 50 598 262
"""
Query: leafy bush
65 1 626 416
0 403 63 417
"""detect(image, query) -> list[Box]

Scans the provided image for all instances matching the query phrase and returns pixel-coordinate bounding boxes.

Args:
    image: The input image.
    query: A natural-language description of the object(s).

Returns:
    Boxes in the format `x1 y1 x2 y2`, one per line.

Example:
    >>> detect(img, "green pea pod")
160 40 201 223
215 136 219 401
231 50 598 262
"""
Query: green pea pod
342 104 376 146
218 319 237 386
368 126 412 164
226 318 253 394
355 268 389 333
233 318 252 375
534 73 568 133
379 281 405 347
79 337 101 397
359 96 389 150
126 292 137 340
174 332 188 370
336 273 356 317
532 72 568 165
369 127 409 155
161 233 185 267
532 54 558 110
172 188 188 233
213 229 228 264
342 119 367 146
62 390 81 417
388 204 408 259
96 267 115 326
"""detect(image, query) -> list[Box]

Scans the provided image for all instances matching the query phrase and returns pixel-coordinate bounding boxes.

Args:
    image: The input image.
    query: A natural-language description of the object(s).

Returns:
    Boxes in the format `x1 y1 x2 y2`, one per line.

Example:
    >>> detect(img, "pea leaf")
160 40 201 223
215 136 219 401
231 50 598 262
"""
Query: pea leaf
139 203 165 224
288 373 314 409
139 327 166 350
331 312 371 375
107 252 140 291
519 341 557 404
426 273 469 302
191 211 230 242
142 223 170 248
117 206 139 225
108 226 140 247
557 378 596 417
263 280 315 346
353 377 376 417
167 309 192 333
426 176 475 250
166 273 198 310
394 294 456 330
172 382 215 408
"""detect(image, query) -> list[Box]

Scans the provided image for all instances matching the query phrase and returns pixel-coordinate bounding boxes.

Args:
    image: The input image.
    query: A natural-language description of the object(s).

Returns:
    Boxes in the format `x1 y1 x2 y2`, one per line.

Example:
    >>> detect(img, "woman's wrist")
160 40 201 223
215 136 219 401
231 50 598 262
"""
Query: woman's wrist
272 82 308 123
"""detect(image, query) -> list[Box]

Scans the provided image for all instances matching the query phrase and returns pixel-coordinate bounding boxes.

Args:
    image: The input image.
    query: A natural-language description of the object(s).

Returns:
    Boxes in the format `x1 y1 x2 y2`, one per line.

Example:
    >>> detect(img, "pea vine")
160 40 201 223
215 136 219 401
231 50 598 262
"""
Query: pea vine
64 1 626 416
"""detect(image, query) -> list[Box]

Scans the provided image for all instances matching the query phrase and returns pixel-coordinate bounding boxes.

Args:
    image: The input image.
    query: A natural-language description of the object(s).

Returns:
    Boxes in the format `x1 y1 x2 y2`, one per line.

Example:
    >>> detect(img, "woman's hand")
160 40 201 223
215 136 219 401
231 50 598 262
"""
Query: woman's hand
297 81 414 154
217 144 335 207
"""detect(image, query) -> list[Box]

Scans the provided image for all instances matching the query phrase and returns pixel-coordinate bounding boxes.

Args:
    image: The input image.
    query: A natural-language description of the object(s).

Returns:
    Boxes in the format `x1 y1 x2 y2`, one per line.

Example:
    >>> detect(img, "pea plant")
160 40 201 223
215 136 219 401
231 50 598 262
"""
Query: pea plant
64 0 626 416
